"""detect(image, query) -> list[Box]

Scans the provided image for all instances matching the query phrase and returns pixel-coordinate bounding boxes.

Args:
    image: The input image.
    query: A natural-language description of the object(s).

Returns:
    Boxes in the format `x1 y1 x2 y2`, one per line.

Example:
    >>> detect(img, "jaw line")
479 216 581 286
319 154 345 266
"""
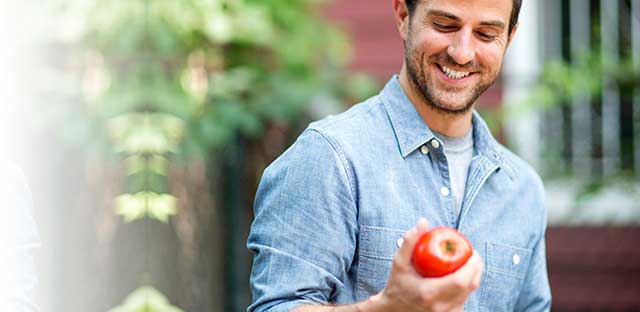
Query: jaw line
404 54 476 115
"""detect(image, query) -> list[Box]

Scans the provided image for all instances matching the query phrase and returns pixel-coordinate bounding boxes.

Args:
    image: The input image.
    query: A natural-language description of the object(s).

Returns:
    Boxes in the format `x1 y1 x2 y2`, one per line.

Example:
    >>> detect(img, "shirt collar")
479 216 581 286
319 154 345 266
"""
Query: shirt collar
379 76 503 164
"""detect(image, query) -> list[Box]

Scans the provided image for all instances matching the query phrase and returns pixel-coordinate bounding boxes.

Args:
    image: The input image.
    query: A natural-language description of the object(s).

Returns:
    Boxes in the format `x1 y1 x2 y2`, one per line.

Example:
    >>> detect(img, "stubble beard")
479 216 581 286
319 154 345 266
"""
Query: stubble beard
404 31 496 115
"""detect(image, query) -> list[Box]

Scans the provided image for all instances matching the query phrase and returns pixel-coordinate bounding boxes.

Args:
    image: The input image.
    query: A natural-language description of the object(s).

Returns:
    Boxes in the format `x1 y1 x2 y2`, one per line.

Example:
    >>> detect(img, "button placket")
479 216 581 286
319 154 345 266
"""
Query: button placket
428 137 455 226
440 186 450 197
420 145 430 155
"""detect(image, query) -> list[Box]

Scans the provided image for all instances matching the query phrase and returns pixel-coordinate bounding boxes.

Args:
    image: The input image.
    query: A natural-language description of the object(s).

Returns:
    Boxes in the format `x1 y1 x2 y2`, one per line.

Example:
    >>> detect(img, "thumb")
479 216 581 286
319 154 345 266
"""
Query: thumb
396 218 430 264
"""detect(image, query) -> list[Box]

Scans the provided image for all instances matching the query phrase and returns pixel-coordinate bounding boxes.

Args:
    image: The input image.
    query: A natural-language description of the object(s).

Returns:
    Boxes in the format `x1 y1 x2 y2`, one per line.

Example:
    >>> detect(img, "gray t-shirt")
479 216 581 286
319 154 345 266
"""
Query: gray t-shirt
433 127 474 219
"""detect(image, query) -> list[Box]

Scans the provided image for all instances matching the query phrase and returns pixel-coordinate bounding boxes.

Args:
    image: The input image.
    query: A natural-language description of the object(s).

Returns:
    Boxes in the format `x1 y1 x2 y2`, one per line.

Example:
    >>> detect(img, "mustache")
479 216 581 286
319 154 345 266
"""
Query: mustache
429 52 479 71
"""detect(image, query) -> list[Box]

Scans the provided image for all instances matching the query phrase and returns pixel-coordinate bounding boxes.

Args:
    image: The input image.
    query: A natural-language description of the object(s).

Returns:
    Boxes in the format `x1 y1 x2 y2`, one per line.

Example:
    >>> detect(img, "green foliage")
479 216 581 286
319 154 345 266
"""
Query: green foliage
511 51 640 116
68 0 375 227
54 1 377 308
107 286 184 312
84 0 361 157
115 191 177 223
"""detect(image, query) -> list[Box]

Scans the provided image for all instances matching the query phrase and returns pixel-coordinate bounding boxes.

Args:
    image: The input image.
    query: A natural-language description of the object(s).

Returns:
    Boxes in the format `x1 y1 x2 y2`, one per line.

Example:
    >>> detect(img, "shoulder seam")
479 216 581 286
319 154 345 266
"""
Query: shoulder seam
305 128 358 205
309 96 381 133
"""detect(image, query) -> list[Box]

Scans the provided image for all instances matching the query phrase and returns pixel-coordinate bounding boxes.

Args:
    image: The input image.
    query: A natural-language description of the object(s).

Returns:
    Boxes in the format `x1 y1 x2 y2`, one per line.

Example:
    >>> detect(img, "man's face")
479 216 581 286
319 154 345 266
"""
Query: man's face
404 0 514 114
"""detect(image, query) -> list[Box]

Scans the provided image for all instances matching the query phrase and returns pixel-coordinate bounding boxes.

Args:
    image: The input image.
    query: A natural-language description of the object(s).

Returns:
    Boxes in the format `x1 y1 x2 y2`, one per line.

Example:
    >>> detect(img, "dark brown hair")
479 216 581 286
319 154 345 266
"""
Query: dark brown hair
404 0 523 35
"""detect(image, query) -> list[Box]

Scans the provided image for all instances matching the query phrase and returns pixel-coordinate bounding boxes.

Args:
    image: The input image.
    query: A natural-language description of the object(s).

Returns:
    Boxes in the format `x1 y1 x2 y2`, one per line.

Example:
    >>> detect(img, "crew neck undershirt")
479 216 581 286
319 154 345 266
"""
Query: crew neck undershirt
432 127 474 220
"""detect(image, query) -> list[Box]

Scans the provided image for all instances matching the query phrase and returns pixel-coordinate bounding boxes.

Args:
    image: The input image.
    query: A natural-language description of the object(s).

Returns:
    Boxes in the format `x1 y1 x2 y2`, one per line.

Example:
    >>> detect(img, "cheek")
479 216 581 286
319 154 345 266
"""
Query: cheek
412 30 450 56
475 45 504 73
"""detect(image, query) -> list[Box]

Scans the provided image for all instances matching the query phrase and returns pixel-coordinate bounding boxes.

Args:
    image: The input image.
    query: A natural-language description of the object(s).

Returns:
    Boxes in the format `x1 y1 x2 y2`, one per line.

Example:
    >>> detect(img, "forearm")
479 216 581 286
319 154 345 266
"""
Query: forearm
292 293 387 312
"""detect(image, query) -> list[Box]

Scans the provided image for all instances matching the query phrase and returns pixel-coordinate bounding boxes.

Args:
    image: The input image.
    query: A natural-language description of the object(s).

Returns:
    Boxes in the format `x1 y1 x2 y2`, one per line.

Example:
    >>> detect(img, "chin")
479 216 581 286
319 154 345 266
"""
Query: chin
430 93 474 112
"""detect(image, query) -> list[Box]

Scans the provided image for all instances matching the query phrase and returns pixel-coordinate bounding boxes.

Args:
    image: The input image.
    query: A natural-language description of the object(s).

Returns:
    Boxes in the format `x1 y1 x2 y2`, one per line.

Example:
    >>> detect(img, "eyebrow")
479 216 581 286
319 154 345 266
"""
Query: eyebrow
426 9 506 30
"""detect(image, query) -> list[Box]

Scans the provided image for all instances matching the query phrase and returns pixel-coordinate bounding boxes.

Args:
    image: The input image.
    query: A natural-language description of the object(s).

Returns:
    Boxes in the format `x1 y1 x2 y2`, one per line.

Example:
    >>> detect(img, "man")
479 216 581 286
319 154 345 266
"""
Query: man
248 0 551 311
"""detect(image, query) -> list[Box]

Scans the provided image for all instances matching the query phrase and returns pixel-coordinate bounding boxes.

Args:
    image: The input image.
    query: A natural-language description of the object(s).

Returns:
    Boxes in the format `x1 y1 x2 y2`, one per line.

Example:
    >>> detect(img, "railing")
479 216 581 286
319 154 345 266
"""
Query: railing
539 0 639 179
506 0 640 225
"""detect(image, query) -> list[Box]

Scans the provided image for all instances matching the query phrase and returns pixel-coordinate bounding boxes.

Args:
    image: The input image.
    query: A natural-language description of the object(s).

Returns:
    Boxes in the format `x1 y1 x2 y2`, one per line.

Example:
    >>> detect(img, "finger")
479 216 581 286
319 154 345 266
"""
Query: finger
395 218 430 264
462 250 483 279
436 250 481 289
416 217 429 232
470 252 484 290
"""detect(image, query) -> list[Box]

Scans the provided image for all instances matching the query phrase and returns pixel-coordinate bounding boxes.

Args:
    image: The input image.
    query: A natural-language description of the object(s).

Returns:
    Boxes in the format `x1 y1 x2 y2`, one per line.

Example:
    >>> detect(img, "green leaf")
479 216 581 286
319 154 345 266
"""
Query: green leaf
114 193 147 223
107 286 184 312
114 192 177 223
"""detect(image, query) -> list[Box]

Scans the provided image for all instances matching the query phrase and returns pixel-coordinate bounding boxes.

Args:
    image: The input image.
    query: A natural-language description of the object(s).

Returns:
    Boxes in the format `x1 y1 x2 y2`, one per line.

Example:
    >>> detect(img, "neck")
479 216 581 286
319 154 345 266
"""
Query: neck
398 64 473 138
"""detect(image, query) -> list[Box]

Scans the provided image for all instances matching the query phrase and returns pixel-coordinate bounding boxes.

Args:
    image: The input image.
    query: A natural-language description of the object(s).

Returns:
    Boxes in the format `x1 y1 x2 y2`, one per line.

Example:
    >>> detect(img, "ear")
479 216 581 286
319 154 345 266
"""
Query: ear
506 23 519 46
393 0 410 41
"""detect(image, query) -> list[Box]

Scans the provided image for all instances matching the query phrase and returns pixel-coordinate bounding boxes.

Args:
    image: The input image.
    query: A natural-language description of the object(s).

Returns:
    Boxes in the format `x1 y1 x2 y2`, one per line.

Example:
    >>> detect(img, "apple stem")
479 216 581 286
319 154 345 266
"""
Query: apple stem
446 241 455 253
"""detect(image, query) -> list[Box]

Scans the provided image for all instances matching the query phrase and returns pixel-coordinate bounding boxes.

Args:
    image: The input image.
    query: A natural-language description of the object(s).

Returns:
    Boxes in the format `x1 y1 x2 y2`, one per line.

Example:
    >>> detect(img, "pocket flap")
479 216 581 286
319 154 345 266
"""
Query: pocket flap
486 242 532 279
359 225 406 260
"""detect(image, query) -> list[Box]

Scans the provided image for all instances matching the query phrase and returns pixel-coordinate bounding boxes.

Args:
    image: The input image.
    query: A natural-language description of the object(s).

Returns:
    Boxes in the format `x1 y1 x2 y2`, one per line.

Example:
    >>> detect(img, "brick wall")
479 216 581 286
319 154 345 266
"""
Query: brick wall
323 1 403 80
547 227 640 311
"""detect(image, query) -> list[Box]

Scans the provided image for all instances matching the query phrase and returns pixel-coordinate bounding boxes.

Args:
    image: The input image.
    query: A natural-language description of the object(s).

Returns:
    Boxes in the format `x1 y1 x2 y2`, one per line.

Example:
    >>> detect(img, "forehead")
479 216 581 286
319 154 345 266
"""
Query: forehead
417 0 512 23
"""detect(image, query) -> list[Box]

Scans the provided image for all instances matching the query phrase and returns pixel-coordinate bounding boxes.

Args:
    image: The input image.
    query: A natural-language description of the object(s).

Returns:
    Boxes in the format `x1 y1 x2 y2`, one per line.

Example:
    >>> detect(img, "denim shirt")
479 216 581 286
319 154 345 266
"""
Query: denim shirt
247 77 551 312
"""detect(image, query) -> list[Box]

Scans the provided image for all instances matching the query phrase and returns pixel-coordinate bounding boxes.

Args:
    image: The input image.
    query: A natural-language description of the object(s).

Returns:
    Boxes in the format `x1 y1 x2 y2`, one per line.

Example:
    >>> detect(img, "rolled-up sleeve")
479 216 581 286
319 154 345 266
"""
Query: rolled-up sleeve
247 129 358 312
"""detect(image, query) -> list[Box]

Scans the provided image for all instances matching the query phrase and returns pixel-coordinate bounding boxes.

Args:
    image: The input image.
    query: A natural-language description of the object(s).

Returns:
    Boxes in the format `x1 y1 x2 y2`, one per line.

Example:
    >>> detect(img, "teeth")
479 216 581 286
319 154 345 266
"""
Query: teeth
441 65 470 79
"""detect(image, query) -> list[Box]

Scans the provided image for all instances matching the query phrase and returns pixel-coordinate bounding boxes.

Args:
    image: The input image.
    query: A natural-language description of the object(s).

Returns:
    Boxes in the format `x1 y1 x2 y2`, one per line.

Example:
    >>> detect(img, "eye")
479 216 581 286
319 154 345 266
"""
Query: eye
476 31 497 41
433 22 457 31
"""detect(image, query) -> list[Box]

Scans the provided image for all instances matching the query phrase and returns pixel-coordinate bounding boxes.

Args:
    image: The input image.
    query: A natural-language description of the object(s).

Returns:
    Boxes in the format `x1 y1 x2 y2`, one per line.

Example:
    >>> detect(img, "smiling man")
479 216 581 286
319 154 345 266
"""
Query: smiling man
247 0 551 311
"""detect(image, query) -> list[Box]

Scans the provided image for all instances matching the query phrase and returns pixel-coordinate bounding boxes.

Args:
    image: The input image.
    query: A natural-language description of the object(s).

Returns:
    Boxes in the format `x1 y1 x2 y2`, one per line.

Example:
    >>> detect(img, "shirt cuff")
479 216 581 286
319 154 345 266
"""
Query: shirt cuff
253 299 320 312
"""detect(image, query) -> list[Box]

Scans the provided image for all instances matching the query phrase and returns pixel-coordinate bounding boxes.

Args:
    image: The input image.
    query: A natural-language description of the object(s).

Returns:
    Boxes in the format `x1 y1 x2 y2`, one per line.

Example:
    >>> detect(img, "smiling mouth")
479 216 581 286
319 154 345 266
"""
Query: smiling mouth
436 64 474 80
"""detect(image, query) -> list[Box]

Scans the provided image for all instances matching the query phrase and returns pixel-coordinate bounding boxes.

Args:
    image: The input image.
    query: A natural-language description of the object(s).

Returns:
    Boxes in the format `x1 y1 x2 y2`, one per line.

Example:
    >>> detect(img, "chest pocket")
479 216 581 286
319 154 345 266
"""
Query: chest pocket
356 225 405 302
480 242 532 311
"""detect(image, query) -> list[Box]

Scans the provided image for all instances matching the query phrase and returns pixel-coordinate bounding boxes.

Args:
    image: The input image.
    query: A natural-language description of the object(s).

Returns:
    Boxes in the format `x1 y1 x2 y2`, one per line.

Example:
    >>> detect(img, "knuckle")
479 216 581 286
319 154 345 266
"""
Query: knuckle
452 276 467 289
470 278 481 290
391 259 405 272
470 280 480 290
419 291 434 306
432 302 450 312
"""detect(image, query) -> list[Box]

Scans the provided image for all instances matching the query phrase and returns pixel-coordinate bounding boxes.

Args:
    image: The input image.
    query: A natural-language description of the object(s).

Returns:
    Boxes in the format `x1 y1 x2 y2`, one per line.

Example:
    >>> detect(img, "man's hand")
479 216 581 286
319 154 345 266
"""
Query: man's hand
370 218 483 312
292 219 483 312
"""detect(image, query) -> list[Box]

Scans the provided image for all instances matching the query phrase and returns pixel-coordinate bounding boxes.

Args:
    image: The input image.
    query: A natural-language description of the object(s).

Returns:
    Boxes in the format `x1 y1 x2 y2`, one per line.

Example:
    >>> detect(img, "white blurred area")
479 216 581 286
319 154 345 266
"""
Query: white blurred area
0 2 140 311
0 0 88 158
0 2 47 311
1 162 41 312
0 1 72 311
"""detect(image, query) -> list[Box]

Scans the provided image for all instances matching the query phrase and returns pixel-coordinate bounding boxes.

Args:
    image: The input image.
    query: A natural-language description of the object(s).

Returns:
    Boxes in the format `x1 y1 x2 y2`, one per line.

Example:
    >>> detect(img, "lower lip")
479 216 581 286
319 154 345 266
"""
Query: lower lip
435 65 475 85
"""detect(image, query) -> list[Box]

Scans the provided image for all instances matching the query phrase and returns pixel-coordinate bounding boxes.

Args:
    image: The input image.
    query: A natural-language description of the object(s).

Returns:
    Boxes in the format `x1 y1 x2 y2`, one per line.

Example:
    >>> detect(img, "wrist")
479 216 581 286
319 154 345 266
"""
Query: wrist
358 292 390 312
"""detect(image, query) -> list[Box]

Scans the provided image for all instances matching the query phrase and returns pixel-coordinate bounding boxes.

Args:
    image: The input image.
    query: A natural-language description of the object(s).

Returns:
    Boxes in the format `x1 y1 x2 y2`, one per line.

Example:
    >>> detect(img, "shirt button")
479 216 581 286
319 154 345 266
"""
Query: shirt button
396 237 404 248
440 186 450 197
513 254 520 265
431 140 441 149
420 145 430 155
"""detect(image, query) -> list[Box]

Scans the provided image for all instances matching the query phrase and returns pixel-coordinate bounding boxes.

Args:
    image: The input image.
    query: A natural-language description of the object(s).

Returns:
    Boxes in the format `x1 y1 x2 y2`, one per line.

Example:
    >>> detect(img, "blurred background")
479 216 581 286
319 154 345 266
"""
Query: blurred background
1 0 638 311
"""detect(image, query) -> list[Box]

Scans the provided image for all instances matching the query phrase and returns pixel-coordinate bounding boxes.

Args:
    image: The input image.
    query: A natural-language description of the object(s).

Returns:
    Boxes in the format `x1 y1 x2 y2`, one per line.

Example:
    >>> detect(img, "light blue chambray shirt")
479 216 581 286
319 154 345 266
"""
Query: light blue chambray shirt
247 77 551 312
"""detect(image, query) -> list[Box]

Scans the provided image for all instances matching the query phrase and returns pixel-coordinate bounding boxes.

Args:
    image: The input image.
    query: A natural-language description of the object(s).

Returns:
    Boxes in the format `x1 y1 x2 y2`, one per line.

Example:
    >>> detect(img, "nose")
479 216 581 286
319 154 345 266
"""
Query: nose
447 28 475 66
